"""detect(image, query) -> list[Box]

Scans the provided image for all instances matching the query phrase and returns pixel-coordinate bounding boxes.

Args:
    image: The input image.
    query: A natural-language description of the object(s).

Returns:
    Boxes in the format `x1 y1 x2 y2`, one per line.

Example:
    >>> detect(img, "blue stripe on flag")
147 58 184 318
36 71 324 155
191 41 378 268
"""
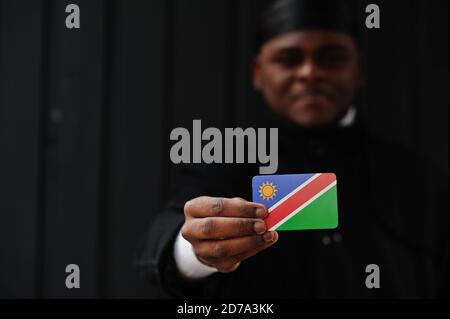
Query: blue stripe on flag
252 173 316 209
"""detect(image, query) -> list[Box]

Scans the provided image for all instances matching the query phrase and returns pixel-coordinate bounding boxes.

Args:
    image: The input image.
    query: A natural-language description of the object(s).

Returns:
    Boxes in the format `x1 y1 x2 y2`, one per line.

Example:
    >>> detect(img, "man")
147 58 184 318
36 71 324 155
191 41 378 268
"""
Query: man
137 0 448 298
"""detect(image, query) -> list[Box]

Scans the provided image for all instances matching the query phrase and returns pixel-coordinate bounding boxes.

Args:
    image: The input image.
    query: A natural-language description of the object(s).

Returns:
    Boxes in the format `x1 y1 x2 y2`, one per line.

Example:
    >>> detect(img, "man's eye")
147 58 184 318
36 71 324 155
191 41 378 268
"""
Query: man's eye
274 54 301 68
317 52 349 69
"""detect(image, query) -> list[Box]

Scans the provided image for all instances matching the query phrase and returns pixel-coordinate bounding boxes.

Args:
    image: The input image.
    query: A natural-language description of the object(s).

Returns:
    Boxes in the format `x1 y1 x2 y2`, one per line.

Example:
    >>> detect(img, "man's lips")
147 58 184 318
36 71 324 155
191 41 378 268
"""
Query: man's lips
299 95 330 105
291 91 334 106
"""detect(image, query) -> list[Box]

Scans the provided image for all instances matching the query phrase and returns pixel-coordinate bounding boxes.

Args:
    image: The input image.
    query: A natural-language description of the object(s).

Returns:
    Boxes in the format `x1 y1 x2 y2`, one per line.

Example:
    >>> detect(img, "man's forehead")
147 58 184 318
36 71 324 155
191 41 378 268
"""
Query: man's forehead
263 30 354 53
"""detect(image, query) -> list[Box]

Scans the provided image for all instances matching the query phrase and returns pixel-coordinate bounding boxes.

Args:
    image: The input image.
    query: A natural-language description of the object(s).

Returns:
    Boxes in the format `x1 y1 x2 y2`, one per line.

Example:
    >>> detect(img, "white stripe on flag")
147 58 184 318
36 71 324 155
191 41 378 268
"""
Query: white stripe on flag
269 180 337 231
268 173 321 213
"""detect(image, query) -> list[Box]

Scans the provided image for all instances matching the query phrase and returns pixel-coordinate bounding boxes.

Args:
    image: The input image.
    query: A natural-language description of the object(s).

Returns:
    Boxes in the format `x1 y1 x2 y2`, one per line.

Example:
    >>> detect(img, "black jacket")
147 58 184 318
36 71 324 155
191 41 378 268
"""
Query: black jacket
136 112 448 298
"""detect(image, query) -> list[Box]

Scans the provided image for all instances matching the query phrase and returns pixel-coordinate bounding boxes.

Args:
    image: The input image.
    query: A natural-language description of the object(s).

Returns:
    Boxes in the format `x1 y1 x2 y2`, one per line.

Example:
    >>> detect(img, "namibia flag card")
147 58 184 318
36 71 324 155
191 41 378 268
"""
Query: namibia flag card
252 173 339 231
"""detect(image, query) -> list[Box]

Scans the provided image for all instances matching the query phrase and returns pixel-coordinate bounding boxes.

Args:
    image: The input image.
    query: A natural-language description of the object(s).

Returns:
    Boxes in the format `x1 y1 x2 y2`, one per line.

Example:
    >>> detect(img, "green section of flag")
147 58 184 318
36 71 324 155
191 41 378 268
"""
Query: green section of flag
275 185 338 231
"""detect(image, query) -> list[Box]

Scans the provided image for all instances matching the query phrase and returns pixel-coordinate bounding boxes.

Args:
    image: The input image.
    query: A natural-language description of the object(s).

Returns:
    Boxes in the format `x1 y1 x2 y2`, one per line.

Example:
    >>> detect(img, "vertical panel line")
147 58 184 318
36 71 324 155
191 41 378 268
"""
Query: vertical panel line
408 0 421 148
161 0 176 202
225 0 237 127
35 0 52 298
97 0 115 298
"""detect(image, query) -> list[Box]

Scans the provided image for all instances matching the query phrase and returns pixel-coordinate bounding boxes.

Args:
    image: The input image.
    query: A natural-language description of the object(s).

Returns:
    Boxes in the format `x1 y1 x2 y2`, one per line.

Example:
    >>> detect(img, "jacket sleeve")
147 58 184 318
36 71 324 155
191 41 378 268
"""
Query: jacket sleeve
135 202 184 297
136 198 224 298
134 165 234 298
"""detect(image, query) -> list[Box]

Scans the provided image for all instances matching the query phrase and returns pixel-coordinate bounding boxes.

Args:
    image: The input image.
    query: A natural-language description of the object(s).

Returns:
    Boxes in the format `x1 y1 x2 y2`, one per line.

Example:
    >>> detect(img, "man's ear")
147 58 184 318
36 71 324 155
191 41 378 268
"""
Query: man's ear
252 56 263 91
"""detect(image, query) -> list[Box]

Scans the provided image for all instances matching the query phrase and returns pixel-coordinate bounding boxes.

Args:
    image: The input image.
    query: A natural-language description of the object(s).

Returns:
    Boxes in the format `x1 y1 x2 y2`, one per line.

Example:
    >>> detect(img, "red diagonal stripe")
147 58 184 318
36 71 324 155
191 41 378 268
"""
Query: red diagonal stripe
265 173 336 229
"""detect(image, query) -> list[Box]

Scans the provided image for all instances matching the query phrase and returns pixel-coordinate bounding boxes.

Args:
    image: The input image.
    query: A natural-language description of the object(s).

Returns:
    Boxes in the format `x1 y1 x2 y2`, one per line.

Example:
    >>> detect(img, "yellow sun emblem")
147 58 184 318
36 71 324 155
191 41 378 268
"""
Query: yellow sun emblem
259 182 277 200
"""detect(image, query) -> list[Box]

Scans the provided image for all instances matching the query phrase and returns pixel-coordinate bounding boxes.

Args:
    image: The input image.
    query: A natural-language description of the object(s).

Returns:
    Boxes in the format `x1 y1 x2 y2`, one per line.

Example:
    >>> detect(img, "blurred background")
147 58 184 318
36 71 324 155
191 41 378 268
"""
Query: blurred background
0 0 448 298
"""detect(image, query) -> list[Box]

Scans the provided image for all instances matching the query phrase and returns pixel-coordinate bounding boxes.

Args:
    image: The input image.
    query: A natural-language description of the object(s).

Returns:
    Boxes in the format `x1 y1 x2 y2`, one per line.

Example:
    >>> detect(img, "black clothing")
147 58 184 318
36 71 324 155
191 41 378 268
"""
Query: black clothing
136 113 448 298
258 0 358 46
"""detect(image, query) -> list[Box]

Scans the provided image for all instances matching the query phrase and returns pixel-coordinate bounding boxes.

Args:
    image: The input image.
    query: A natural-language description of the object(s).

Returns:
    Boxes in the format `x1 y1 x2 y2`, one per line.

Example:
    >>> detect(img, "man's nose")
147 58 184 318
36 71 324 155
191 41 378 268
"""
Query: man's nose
294 59 323 83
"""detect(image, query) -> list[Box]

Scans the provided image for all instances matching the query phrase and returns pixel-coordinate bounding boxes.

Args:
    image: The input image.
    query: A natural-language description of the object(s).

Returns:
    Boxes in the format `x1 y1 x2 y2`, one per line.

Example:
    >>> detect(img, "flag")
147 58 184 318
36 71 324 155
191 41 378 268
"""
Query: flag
252 173 339 231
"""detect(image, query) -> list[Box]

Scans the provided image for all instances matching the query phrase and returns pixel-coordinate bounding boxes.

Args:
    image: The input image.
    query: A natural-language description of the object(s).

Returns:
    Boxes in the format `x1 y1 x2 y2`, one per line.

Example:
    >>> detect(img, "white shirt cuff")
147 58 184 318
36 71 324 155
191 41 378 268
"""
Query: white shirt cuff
173 230 218 279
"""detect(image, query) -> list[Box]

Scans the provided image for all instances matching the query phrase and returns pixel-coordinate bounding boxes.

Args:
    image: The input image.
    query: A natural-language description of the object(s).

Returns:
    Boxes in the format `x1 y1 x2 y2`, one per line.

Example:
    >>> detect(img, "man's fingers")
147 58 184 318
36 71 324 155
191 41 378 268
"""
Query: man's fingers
184 196 268 219
232 232 279 262
216 233 279 273
183 217 267 240
182 196 275 274
194 231 278 261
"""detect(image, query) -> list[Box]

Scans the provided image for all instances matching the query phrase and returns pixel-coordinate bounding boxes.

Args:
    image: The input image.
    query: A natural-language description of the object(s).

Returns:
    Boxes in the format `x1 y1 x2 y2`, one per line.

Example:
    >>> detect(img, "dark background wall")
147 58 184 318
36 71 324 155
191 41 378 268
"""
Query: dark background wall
0 0 448 298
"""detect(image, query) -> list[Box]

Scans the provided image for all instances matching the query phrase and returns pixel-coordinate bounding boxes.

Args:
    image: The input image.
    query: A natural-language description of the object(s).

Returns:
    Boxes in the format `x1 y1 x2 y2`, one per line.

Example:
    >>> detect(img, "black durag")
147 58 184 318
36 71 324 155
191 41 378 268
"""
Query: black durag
256 0 360 52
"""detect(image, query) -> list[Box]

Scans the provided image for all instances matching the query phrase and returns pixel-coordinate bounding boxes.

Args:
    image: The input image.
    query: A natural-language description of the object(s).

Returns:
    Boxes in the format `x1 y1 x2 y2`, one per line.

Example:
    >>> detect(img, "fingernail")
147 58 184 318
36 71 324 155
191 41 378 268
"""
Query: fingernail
263 231 278 243
253 221 266 234
256 207 267 219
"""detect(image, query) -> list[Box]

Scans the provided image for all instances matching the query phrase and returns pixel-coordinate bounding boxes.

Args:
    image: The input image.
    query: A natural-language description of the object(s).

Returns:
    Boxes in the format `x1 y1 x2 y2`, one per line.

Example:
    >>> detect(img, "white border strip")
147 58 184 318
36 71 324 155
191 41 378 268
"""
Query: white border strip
269 181 337 231
268 174 321 213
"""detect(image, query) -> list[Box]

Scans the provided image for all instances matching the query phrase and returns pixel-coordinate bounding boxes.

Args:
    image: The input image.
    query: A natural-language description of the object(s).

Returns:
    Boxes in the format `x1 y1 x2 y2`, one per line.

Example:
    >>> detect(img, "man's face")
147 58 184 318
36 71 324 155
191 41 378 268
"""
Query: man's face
253 30 362 127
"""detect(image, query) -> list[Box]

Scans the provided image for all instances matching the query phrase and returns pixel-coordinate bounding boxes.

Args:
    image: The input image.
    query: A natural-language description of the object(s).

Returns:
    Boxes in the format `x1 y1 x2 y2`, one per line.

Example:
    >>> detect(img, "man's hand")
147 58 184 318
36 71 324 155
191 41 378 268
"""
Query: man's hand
181 196 278 273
